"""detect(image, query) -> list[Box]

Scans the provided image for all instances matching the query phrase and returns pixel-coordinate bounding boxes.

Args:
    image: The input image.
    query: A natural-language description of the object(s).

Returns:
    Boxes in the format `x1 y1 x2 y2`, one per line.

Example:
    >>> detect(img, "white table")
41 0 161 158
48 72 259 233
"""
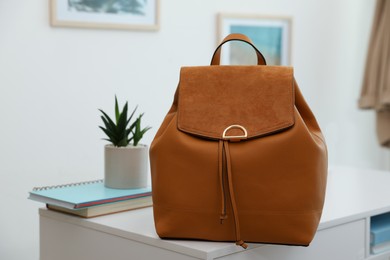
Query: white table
39 166 390 260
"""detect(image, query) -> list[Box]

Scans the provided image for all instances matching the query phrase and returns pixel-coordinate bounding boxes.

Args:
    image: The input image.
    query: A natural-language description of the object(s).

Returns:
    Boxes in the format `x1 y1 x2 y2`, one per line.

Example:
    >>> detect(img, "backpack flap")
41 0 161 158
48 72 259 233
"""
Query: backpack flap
177 66 295 140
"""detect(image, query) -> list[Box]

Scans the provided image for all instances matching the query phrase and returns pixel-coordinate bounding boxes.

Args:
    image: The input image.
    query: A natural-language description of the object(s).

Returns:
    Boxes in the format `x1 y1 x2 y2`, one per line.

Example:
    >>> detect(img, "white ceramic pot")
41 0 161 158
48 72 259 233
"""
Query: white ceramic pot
104 144 148 189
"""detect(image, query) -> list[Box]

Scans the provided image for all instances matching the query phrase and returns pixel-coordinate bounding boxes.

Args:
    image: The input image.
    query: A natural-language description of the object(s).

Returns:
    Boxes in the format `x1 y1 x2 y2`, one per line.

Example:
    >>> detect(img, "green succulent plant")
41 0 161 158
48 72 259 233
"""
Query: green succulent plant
99 96 151 147
133 113 152 146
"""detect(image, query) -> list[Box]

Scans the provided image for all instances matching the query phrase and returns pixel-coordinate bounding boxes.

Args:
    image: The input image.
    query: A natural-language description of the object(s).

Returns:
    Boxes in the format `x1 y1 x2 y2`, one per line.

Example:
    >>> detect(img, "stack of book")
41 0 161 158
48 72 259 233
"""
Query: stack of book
28 180 152 218
371 212 390 255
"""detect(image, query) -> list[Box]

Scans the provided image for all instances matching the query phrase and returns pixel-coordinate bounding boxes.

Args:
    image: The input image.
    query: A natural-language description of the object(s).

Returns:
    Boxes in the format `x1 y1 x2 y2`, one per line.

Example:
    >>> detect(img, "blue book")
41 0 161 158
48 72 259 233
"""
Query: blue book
371 212 390 246
28 180 152 209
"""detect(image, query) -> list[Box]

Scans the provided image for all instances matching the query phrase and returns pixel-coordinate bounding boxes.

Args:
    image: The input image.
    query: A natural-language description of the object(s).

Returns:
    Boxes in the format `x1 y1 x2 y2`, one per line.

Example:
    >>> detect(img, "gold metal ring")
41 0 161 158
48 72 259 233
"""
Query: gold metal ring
222 125 248 140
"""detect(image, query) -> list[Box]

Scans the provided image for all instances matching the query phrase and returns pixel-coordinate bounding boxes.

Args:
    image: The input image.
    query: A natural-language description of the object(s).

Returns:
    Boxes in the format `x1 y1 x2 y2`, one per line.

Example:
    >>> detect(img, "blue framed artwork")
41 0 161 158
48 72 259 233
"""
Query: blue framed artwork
218 14 292 65
50 0 160 31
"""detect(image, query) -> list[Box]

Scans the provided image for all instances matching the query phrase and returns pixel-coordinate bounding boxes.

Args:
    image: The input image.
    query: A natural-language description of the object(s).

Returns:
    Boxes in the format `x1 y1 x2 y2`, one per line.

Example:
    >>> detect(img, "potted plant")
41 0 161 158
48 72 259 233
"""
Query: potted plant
99 96 151 189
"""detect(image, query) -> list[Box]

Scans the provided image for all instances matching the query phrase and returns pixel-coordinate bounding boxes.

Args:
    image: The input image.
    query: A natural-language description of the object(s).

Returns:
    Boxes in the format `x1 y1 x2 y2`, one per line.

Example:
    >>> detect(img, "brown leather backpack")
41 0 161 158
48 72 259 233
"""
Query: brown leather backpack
150 34 328 248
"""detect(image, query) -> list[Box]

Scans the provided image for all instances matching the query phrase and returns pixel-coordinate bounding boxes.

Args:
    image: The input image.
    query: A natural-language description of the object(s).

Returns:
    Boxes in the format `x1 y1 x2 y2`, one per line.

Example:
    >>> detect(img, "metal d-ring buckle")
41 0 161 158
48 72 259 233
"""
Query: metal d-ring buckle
222 125 248 140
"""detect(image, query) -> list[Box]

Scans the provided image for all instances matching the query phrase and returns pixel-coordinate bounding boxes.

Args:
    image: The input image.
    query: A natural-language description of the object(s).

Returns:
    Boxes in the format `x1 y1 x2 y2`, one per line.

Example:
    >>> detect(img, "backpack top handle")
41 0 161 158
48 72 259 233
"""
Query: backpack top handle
210 33 267 66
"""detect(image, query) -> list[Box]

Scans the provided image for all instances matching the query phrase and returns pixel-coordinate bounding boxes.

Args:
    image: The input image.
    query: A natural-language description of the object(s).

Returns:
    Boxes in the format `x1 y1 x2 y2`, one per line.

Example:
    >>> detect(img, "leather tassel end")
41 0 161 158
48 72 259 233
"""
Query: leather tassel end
220 214 228 224
236 240 248 249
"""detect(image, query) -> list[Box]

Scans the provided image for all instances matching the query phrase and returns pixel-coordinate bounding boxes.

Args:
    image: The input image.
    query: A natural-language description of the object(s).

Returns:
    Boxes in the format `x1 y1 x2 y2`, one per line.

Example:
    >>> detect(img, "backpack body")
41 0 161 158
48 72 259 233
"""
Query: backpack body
150 34 328 247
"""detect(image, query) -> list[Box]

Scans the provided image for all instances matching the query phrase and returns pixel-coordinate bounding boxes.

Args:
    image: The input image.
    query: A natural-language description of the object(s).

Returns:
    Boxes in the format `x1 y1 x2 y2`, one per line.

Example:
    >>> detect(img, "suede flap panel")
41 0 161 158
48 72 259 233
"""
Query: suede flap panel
177 66 295 139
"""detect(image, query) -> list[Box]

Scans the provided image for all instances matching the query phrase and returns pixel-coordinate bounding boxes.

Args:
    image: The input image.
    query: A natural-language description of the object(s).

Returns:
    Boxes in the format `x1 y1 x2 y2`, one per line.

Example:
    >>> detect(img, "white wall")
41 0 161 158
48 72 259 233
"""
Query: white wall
0 0 386 259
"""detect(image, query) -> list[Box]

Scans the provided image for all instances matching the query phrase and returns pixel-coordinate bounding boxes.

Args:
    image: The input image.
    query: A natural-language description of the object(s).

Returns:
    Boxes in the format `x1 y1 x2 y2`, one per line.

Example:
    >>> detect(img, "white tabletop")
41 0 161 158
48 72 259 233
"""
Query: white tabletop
320 166 390 229
40 166 390 259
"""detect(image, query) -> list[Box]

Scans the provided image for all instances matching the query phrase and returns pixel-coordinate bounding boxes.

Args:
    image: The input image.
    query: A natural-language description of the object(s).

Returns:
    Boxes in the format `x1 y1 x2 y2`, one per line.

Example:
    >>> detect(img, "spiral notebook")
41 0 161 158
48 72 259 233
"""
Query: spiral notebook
28 180 152 209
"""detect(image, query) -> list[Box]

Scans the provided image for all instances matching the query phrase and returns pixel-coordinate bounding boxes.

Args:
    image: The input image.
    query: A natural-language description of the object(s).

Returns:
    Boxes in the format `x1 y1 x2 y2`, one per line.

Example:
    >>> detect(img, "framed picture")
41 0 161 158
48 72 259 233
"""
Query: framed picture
50 0 160 31
218 14 292 65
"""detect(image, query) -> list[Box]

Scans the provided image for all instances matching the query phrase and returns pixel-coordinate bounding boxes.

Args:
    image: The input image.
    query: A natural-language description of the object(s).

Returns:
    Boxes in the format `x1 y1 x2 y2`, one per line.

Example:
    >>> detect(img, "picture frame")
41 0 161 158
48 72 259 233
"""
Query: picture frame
50 0 160 31
218 14 292 66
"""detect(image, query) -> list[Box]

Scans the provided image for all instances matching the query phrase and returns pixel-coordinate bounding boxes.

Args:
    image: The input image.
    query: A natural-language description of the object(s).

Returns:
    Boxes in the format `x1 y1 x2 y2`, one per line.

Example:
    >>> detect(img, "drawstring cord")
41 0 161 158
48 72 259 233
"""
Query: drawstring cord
218 140 228 223
218 140 248 249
